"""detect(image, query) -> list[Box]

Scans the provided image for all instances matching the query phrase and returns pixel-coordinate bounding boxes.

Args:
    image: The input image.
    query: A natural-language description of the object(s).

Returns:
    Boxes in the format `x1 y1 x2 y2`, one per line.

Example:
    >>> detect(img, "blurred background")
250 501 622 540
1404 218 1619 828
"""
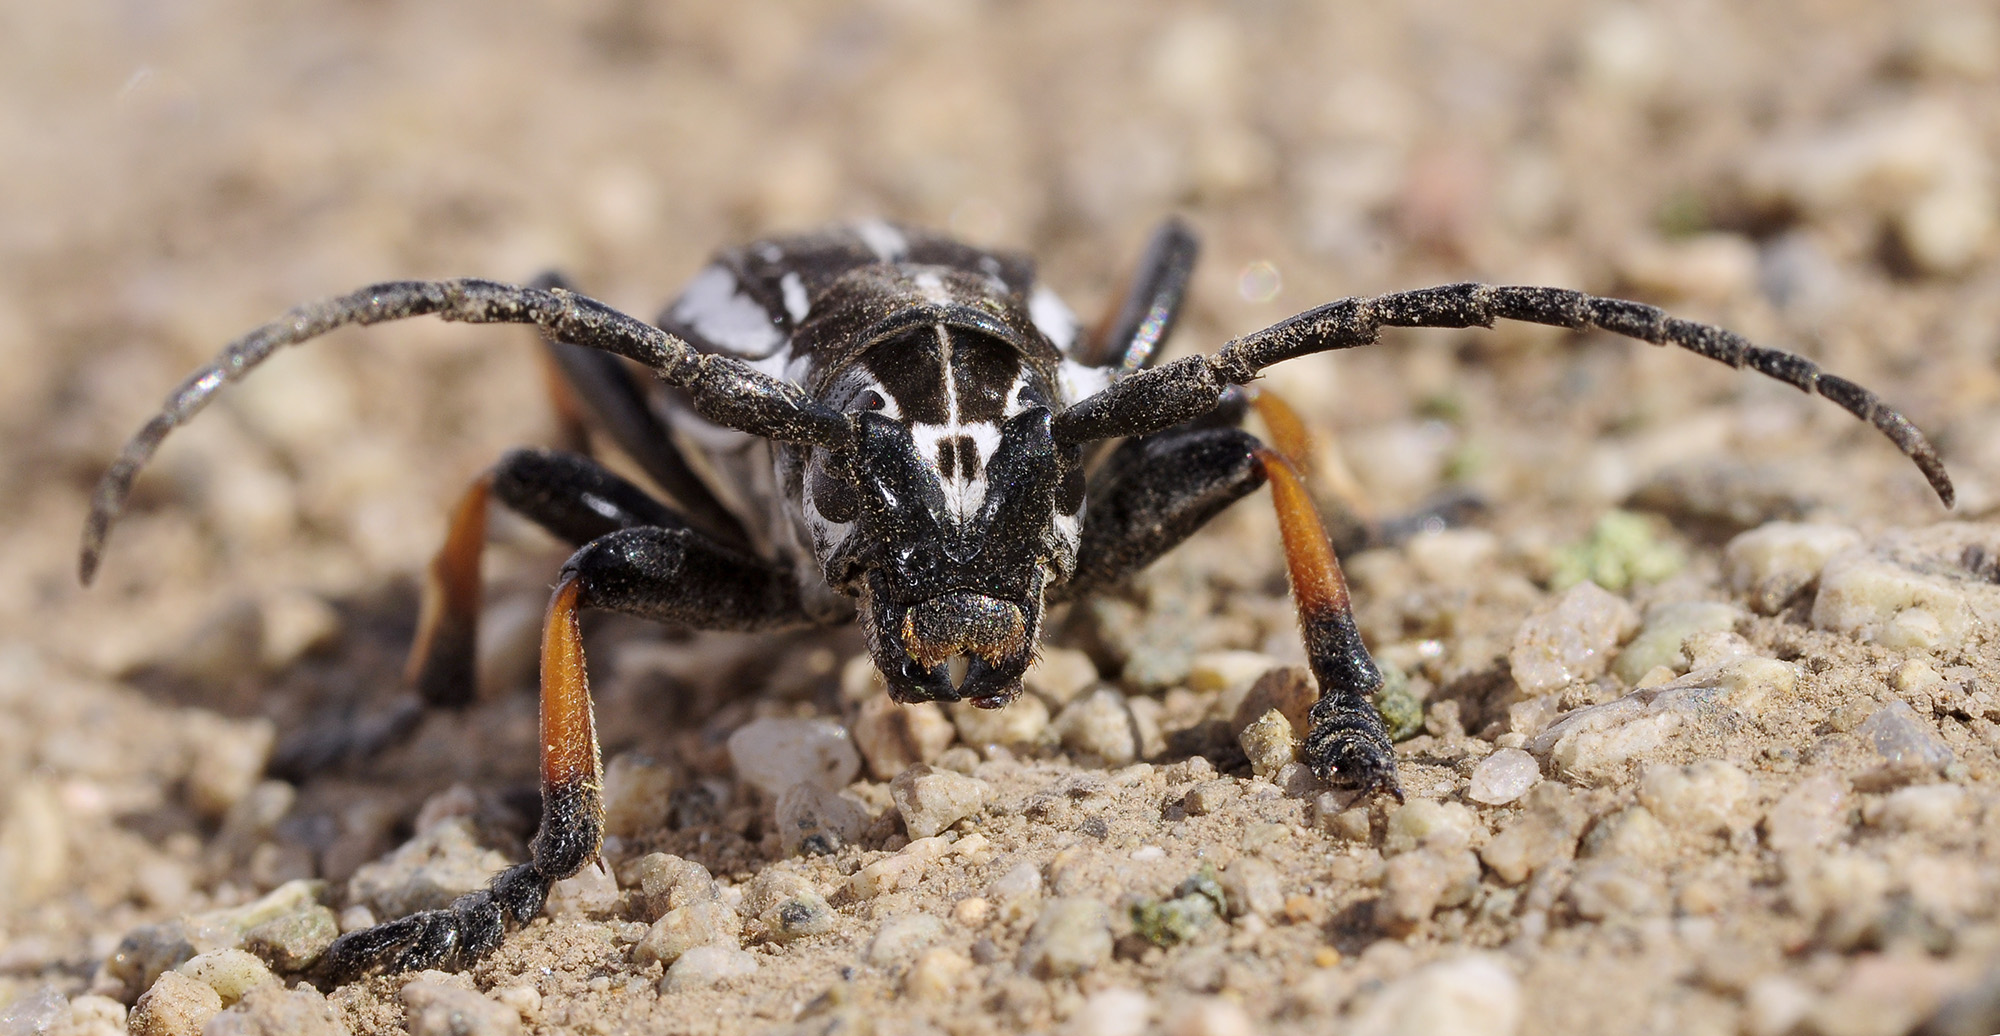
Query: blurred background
1 1 1997 1030
3 0 1996 669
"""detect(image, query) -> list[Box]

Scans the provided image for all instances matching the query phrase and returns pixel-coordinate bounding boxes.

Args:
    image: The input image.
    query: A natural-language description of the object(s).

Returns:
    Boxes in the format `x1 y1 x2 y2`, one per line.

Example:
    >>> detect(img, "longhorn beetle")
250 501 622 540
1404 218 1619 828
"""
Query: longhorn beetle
79 218 1955 980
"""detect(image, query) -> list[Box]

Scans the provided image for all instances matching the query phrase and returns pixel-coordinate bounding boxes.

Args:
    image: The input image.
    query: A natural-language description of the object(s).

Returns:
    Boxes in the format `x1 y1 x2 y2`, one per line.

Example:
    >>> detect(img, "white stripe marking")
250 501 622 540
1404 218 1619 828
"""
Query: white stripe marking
1030 284 1079 352
780 272 811 323
672 265 783 356
856 220 908 261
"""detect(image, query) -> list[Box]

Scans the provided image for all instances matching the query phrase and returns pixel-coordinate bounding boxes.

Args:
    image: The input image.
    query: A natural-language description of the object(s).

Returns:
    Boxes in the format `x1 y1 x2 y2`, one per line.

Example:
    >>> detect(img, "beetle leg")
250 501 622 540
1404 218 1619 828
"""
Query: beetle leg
406 448 698 708
1055 424 1268 603
1076 216 1200 372
1254 447 1401 800
323 525 809 982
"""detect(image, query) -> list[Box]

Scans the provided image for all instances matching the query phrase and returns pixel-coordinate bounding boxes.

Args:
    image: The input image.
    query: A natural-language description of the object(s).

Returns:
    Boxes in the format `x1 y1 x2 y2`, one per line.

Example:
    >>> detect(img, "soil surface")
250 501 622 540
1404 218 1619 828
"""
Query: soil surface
4 3 2000 1035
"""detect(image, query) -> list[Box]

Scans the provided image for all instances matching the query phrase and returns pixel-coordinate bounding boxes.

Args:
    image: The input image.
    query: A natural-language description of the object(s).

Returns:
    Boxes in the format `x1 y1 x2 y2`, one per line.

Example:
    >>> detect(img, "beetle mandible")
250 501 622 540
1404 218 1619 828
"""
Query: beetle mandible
79 218 1955 979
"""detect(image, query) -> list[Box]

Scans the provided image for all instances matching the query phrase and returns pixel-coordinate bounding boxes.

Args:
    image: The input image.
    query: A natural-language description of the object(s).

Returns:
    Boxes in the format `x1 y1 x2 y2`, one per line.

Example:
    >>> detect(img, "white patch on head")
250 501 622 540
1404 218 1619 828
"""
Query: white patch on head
1057 358 1113 408
1029 284 1079 353
780 272 811 323
756 244 783 263
855 220 908 262
672 265 783 357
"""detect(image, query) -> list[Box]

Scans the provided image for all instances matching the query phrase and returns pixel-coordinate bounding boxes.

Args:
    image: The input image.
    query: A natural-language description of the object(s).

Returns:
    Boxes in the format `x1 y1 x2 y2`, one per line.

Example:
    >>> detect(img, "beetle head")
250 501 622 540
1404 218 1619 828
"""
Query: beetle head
816 404 1080 707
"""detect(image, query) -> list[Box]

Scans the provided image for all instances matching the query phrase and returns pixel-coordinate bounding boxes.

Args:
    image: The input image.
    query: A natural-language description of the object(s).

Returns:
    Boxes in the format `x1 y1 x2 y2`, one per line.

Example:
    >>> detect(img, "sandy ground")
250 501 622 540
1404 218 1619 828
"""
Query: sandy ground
4 1 2000 1034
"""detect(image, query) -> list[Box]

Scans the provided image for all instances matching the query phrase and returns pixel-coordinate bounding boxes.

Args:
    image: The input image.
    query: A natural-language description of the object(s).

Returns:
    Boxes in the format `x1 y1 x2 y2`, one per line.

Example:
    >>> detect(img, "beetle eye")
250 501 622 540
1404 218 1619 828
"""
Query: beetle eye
861 390 885 411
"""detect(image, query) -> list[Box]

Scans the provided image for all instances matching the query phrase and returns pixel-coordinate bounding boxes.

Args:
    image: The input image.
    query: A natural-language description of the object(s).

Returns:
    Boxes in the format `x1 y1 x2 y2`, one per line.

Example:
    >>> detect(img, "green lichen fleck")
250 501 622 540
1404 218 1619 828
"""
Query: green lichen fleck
1549 510 1684 592
1373 661 1425 742
1131 894 1219 947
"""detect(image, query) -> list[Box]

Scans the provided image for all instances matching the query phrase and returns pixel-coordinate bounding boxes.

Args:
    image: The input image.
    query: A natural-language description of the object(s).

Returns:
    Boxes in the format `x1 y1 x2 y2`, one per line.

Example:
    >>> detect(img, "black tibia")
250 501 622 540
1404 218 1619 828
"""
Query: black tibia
1257 449 1400 800
1052 283 1954 508
560 526 809 633
1055 425 1268 603
405 448 696 707
531 271 751 549
1079 217 1200 372
79 278 853 582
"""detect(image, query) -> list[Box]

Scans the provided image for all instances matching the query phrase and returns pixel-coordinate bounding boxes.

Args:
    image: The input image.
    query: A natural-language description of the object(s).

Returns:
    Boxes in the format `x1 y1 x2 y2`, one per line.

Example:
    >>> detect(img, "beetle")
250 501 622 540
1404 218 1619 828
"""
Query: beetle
78 218 1954 979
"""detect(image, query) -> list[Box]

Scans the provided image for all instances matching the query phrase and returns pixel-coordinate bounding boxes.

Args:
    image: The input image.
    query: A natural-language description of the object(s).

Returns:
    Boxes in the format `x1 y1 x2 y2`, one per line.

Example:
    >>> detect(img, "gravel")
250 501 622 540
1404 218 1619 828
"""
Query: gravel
889 764 991 839
725 718 862 797
1019 898 1113 979
1466 748 1541 805
399 980 523 1036
1507 581 1641 695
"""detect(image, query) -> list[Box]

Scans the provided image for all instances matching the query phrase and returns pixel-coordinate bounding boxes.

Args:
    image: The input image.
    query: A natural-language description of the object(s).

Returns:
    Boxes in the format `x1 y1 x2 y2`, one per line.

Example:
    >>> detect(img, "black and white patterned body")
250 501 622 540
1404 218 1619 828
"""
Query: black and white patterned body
655 221 1107 703
81 215 1956 981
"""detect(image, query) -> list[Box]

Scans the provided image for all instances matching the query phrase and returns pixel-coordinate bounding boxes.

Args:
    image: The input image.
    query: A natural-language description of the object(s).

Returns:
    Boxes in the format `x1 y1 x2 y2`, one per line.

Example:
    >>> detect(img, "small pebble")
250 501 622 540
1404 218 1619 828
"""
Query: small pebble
181 715 276 820
240 906 339 973
1219 857 1283 920
1165 996 1253 1036
633 853 720 919
1864 783 1967 832
128 972 222 1036
904 948 971 1001
949 695 1051 749
1054 689 1139 765
1743 975 1815 1036
174 950 277 1005
1345 952 1521 1036
1724 522 1860 614
1182 780 1235 816
661 946 759 991
1637 761 1749 836
1237 709 1296 778
987 861 1043 903
851 697 956 780
400 981 521 1036
1858 701 1954 777
725 717 861 797
865 915 946 966
345 817 509 918
1528 658 1794 784
1467 748 1540 805
1190 651 1280 695
849 852 927 899
489 986 539 1023
1580 806 1672 863
1070 987 1151 1036
1507 582 1640 696
633 900 742 968
890 765 991 839
760 891 835 942
1812 545 1979 653
600 753 677 839
1018 898 1112 978
1227 665 1315 739
1565 860 1662 920
1479 784 1587 885
775 782 871 856
545 862 620 918
1380 850 1481 931
1612 601 1740 684
1383 799 1479 855
1762 774 1850 855
1023 647 1100 707
953 897 991 926
51 995 127 1036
